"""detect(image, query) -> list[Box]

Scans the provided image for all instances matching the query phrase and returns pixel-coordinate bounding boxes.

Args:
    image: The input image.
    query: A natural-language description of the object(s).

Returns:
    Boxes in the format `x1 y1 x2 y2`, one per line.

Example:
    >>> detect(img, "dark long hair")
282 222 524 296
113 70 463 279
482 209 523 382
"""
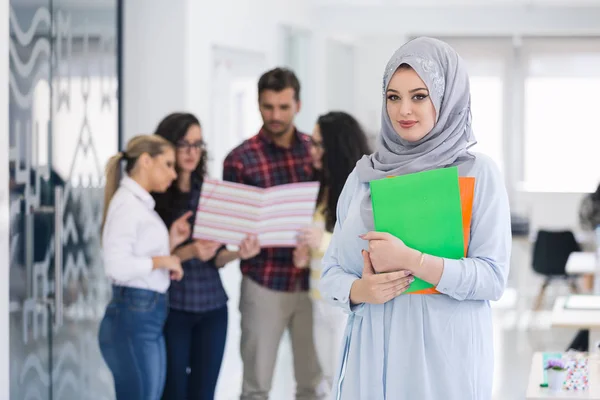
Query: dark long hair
580 182 600 230
154 112 207 179
316 111 371 232
593 184 600 203
152 113 207 228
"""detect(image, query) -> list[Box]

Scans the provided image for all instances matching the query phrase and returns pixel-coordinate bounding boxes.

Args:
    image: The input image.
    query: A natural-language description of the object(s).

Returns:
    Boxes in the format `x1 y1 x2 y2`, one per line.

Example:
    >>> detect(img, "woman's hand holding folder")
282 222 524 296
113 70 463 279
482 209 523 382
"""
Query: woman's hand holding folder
349 250 414 305
360 231 418 274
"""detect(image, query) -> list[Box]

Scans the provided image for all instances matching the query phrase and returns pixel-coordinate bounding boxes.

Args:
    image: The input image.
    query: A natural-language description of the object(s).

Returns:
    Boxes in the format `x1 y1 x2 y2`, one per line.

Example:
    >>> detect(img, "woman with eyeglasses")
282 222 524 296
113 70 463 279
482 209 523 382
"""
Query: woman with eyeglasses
295 111 371 395
152 113 260 400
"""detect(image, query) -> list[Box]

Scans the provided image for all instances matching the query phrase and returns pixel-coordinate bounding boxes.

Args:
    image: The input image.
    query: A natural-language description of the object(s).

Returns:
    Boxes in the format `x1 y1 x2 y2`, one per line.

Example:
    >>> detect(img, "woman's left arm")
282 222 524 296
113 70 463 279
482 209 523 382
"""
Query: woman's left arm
215 249 238 268
434 159 511 301
214 234 261 268
366 157 511 302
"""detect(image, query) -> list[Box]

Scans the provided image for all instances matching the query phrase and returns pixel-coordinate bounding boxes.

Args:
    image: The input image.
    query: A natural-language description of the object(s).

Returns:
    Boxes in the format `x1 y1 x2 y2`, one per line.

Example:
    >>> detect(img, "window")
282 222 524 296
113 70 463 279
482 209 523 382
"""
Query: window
523 39 600 192
209 46 265 178
326 39 356 113
443 39 509 174
281 26 313 133
469 76 504 174
52 77 118 185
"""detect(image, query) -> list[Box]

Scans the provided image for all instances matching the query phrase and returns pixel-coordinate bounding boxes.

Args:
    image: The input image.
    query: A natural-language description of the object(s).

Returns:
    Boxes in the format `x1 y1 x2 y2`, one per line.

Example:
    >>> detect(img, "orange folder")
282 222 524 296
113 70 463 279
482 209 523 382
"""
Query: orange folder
409 177 475 295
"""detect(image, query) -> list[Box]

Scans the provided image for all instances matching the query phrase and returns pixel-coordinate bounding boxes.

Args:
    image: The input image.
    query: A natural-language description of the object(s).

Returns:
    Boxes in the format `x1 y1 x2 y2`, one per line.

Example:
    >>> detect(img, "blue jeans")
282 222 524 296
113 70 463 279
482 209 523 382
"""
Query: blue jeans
162 306 228 400
98 286 168 400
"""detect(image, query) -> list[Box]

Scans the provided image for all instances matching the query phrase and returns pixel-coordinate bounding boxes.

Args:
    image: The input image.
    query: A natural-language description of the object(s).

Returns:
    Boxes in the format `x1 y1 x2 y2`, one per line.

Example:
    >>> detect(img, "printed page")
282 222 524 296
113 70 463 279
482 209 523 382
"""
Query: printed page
259 182 320 246
194 179 319 247
193 179 261 245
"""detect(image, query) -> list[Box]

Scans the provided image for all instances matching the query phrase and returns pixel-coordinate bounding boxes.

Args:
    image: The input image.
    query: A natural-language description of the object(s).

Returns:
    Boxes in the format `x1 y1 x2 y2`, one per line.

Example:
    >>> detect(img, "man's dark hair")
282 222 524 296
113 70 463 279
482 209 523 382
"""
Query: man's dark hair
258 67 301 101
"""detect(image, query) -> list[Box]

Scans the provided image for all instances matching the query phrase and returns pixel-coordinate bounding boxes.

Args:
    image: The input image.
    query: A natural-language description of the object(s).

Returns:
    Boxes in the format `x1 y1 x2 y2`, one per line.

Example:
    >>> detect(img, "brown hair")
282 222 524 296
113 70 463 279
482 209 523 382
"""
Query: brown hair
258 67 301 101
101 134 174 232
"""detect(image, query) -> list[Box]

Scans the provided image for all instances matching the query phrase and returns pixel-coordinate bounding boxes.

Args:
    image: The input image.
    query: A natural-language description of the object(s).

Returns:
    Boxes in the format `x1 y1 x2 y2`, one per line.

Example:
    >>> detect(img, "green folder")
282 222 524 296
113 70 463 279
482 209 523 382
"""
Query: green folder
370 167 465 293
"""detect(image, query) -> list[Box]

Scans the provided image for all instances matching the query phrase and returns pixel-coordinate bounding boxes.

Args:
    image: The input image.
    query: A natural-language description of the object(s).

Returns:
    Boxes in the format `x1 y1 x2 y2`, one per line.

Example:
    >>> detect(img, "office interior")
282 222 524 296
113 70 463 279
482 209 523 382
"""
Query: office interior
2 0 600 399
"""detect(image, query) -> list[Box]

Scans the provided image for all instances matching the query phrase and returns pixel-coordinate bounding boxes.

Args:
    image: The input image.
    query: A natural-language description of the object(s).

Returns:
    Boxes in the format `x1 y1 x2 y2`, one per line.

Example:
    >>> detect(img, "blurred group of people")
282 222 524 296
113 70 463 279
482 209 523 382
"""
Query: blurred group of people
98 67 370 400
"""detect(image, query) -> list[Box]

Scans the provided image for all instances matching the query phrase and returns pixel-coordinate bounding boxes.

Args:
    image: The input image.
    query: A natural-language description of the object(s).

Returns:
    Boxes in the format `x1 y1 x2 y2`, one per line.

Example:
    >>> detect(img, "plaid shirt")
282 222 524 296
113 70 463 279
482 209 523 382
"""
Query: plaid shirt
223 128 314 292
153 175 228 313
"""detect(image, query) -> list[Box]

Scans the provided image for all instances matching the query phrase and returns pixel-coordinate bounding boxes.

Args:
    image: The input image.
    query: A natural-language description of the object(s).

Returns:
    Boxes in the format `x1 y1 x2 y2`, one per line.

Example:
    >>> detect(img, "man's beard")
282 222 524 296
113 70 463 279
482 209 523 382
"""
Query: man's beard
263 121 290 137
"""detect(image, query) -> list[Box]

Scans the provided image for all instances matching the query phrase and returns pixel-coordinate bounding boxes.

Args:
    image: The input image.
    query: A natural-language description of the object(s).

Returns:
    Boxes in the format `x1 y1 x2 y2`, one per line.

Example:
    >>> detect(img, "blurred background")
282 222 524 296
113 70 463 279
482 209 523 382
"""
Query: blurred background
2 0 600 399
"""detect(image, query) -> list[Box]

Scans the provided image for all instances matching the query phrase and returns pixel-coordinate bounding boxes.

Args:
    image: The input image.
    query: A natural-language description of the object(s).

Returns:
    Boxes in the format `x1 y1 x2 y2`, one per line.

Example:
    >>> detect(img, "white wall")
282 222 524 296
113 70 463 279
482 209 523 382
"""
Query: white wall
326 38 357 113
123 0 316 141
184 0 319 151
123 0 188 140
1 0 10 397
122 0 332 162
354 36 406 136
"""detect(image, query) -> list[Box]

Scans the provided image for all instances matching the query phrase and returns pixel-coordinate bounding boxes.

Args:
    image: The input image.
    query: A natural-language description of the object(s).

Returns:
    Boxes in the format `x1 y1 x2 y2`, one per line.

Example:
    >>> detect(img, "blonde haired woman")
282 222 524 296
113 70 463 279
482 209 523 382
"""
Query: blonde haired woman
98 135 192 400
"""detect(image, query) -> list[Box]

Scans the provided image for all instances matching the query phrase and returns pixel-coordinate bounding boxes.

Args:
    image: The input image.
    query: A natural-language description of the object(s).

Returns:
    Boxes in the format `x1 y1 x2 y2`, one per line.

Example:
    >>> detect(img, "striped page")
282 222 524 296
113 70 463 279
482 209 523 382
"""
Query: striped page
193 179 320 247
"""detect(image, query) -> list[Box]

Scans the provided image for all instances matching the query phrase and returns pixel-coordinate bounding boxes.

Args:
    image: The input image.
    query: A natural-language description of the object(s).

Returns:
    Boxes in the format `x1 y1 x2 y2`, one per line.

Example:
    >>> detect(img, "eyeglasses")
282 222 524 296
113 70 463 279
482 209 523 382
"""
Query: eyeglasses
310 137 324 150
176 140 206 152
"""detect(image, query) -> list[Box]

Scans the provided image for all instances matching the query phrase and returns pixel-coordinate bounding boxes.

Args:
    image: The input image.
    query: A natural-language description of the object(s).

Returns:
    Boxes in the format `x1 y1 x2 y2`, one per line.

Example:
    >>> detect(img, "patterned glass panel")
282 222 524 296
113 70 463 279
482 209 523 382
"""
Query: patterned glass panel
9 1 119 399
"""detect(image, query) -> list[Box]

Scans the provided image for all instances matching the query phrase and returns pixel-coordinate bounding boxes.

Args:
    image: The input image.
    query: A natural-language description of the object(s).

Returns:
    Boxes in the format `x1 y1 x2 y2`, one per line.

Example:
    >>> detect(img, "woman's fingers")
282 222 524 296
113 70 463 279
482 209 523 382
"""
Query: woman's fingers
382 277 414 294
381 281 413 302
372 270 411 285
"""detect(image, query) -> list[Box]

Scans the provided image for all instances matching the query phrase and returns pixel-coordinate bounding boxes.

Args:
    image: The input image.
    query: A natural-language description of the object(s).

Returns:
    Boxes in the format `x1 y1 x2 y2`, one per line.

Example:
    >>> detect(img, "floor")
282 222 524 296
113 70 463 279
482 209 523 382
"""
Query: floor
214 237 582 400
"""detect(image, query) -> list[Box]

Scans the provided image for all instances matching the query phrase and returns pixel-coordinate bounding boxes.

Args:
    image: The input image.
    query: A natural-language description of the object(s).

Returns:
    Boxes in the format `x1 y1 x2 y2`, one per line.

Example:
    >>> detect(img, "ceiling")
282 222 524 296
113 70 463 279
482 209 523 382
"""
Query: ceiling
309 0 600 6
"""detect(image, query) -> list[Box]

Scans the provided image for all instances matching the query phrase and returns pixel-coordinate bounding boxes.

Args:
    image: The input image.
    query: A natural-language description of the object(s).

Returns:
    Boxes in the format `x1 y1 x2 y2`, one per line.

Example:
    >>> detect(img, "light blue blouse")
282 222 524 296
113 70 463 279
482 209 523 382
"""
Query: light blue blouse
319 153 512 400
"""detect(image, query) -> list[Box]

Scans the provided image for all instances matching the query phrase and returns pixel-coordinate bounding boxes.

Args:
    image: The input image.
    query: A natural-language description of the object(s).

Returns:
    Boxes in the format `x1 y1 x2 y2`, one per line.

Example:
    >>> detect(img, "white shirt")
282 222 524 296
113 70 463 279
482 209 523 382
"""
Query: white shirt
102 176 171 293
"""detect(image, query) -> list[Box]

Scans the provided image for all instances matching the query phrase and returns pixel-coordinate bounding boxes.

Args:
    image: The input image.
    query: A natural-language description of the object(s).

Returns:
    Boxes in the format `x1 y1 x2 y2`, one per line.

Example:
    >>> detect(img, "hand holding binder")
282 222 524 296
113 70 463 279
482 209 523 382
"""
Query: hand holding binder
369 167 475 295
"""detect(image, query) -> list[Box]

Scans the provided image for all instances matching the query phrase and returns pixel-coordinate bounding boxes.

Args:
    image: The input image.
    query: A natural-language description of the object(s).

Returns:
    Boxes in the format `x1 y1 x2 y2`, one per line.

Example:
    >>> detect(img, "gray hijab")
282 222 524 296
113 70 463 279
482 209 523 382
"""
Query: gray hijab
356 37 476 229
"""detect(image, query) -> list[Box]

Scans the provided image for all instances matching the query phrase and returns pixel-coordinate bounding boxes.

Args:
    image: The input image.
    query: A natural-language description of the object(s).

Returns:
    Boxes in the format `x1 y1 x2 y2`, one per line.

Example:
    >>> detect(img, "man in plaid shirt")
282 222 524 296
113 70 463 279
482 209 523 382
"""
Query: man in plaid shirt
223 68 323 399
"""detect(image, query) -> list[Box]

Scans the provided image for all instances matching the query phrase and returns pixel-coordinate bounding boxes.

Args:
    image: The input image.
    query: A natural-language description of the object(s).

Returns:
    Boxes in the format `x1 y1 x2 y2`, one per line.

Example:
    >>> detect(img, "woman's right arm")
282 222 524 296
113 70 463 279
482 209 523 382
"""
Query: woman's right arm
319 171 412 313
173 240 223 263
102 201 162 281
319 172 371 314
173 244 196 262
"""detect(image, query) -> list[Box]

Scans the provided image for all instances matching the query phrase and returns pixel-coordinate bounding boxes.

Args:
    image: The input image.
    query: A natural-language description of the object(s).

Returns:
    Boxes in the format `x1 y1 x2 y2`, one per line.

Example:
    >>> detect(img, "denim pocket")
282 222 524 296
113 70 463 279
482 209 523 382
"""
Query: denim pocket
124 289 158 312
98 303 119 344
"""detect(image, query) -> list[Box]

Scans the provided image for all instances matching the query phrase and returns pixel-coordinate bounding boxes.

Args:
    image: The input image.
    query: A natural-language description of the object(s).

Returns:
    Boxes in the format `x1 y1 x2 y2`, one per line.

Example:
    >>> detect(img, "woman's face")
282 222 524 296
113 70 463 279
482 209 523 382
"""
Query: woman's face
147 147 177 192
310 123 324 171
175 124 204 173
386 67 436 142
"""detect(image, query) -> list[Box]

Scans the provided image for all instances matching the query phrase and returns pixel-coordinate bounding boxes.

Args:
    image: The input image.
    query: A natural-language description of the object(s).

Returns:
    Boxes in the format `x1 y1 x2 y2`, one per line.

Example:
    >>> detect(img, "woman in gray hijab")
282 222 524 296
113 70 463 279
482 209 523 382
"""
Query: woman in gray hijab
319 37 511 400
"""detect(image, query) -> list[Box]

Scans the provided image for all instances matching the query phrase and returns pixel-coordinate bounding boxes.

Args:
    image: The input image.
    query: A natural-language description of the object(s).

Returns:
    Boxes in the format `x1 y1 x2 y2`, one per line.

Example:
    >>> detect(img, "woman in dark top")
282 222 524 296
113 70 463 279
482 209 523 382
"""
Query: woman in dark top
580 183 600 231
567 183 600 352
153 113 260 400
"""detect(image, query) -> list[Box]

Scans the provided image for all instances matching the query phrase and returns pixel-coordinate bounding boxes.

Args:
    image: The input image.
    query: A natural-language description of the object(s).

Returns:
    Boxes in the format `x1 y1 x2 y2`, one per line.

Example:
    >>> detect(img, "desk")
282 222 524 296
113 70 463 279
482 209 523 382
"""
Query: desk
552 297 600 352
567 252 597 275
526 352 600 399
